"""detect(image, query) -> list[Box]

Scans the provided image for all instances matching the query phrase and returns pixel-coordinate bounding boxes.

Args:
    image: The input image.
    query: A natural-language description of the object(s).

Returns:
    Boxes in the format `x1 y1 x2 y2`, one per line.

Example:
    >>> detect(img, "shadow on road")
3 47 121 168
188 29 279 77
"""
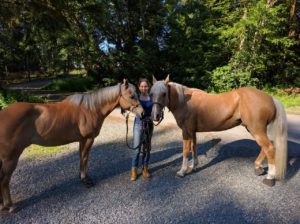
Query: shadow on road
7 123 300 213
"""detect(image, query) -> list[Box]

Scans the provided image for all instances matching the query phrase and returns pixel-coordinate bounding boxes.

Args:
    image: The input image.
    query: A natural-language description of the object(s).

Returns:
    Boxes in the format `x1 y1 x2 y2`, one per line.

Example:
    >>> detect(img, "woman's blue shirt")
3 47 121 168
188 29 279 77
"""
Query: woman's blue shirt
134 97 152 125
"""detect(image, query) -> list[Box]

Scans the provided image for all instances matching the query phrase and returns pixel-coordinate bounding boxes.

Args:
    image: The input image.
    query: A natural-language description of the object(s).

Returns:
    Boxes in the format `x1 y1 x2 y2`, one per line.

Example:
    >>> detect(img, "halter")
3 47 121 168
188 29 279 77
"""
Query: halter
152 84 171 126
119 83 141 114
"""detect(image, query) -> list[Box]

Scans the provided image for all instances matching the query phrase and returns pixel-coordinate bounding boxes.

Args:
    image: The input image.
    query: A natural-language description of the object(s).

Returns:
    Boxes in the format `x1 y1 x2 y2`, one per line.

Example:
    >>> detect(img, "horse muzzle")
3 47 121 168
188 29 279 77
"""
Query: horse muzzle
131 105 144 118
151 108 163 122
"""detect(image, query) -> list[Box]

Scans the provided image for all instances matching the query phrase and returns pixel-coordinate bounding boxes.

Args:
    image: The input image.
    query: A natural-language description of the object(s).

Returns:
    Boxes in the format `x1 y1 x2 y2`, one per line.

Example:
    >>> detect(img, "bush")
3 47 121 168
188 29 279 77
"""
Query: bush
0 90 44 109
210 66 259 92
43 76 95 92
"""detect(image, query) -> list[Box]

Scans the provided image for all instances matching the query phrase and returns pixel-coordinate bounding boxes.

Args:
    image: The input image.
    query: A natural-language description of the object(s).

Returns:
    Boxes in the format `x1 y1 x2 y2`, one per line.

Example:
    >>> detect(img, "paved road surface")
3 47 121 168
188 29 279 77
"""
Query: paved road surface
0 109 299 224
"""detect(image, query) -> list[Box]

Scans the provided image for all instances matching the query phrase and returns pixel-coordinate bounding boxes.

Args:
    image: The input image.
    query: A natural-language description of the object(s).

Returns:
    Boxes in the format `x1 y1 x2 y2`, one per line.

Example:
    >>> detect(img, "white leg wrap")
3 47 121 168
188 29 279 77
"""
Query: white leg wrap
267 164 276 179
189 156 199 170
177 157 189 177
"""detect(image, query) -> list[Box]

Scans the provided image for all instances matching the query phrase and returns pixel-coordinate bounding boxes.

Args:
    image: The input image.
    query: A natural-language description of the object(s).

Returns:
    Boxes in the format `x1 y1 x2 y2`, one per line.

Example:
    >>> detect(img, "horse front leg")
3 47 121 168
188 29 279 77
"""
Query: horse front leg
176 138 192 177
79 138 95 187
189 132 198 171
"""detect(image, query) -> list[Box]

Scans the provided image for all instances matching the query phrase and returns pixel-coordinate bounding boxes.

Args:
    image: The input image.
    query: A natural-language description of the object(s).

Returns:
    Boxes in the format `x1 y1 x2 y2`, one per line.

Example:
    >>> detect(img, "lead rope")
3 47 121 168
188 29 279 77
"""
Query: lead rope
124 112 153 154
141 118 152 155
125 112 143 150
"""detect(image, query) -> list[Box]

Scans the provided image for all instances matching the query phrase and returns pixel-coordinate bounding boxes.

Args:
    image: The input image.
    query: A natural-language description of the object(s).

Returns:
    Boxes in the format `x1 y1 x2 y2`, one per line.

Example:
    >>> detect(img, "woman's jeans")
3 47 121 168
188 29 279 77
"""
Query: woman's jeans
131 119 153 168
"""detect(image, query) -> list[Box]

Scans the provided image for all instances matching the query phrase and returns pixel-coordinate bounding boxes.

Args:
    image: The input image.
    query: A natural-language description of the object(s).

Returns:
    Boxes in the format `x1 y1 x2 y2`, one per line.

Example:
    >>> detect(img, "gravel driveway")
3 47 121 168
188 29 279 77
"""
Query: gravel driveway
1 109 300 224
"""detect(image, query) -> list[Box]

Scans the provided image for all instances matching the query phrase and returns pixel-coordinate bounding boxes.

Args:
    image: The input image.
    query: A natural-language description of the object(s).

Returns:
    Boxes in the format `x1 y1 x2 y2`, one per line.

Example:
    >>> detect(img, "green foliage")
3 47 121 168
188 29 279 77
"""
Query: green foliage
210 65 258 92
216 0 300 86
0 94 7 109
263 87 300 109
0 90 44 109
0 0 299 89
43 76 95 92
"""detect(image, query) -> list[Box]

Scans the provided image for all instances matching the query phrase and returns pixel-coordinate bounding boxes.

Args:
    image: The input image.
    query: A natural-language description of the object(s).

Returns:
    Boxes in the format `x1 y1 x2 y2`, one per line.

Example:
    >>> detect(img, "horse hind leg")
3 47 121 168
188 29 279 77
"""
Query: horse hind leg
252 132 276 187
254 150 267 176
0 158 19 213
0 159 2 204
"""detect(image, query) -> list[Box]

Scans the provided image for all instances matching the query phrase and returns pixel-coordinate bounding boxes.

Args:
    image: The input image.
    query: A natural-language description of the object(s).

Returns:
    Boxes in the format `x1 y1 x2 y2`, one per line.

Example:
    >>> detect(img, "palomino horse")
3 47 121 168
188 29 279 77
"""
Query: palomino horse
151 75 287 187
0 79 143 212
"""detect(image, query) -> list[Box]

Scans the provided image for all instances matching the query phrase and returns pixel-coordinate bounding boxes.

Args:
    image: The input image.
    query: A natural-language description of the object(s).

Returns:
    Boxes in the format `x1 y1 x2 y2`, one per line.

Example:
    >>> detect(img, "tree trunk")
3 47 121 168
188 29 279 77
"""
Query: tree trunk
288 0 297 38
239 9 248 50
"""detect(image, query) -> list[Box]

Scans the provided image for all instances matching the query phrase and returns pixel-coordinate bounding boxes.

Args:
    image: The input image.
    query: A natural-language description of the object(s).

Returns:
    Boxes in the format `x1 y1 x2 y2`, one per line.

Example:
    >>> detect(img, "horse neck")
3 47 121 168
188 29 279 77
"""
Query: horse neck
95 84 121 117
168 83 182 112
66 84 121 119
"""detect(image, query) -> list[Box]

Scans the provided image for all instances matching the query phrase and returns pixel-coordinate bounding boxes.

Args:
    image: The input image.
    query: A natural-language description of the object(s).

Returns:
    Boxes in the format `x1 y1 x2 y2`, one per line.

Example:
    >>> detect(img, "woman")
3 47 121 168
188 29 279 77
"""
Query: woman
131 78 153 181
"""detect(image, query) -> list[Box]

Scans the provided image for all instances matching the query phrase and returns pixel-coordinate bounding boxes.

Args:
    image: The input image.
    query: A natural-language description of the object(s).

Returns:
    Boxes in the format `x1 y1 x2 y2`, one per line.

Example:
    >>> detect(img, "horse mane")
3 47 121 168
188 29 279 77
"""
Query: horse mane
65 83 121 111
169 82 186 106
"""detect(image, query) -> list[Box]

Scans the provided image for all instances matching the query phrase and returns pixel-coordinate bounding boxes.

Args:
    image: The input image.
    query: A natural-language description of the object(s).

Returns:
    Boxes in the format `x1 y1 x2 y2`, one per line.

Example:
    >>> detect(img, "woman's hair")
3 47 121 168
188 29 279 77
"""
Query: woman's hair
138 78 151 87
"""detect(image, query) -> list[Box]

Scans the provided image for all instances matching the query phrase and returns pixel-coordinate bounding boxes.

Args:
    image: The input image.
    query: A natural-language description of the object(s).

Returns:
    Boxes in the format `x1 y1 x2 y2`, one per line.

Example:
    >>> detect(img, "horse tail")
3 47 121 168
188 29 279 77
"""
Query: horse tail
267 97 288 180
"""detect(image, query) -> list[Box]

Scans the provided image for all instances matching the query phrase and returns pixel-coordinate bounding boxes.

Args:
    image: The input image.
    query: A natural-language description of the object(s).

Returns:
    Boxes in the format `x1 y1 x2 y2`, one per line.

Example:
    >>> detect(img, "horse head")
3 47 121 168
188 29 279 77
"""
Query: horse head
150 75 170 122
119 79 144 118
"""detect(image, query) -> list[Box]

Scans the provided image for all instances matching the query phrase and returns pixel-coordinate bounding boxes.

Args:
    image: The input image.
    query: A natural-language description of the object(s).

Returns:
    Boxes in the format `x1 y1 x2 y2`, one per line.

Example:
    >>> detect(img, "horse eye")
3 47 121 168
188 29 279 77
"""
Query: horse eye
130 95 135 99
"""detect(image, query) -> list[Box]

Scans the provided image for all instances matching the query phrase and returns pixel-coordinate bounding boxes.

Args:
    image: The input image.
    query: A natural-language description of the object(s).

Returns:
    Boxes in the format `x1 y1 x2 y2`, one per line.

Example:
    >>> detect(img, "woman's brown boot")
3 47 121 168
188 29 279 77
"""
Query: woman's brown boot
142 165 151 179
130 167 137 181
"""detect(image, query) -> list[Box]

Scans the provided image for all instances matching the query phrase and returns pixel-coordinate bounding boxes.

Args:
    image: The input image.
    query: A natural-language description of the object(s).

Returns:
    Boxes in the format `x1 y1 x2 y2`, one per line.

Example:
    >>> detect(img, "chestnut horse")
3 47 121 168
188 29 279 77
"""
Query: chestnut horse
0 79 143 212
151 76 287 187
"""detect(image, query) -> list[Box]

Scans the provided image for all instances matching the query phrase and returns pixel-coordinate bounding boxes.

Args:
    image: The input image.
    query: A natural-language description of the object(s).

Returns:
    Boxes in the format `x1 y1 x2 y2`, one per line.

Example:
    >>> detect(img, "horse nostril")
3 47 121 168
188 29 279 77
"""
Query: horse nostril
156 114 160 121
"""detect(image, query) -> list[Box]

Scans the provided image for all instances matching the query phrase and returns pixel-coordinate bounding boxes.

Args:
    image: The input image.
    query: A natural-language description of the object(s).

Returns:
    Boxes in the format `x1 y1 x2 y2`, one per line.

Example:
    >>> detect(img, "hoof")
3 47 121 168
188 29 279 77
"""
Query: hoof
263 178 275 187
176 171 185 178
188 166 195 173
0 204 19 214
81 176 94 188
254 167 266 176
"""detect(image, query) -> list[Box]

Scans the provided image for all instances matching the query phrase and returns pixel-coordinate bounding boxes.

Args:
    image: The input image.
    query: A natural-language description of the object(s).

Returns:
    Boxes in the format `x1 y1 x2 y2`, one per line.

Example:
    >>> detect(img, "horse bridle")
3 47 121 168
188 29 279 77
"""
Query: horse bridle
119 84 141 114
151 84 171 126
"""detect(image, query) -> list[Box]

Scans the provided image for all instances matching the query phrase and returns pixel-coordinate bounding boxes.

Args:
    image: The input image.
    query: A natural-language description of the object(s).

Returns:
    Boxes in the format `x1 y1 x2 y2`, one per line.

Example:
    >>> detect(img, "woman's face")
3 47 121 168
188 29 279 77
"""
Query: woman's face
139 81 149 95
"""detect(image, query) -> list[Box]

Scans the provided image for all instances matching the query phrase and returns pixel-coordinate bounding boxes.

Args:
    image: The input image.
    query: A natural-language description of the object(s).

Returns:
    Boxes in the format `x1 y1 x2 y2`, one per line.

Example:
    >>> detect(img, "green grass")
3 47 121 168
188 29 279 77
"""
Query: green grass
24 145 66 158
274 94 300 108
264 87 300 114
69 69 86 76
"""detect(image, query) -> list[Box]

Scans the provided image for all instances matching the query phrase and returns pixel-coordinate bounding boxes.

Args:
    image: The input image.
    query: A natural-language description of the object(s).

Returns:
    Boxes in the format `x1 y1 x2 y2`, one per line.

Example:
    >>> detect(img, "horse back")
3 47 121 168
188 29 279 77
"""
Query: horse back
32 101 99 144
0 102 38 133
0 102 92 149
179 87 275 132
178 88 240 131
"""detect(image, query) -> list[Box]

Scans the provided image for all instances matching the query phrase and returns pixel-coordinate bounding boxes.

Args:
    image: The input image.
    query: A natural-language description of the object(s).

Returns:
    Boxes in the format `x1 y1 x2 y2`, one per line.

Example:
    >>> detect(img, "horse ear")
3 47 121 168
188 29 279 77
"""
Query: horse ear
152 75 157 84
164 74 170 84
123 78 129 89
